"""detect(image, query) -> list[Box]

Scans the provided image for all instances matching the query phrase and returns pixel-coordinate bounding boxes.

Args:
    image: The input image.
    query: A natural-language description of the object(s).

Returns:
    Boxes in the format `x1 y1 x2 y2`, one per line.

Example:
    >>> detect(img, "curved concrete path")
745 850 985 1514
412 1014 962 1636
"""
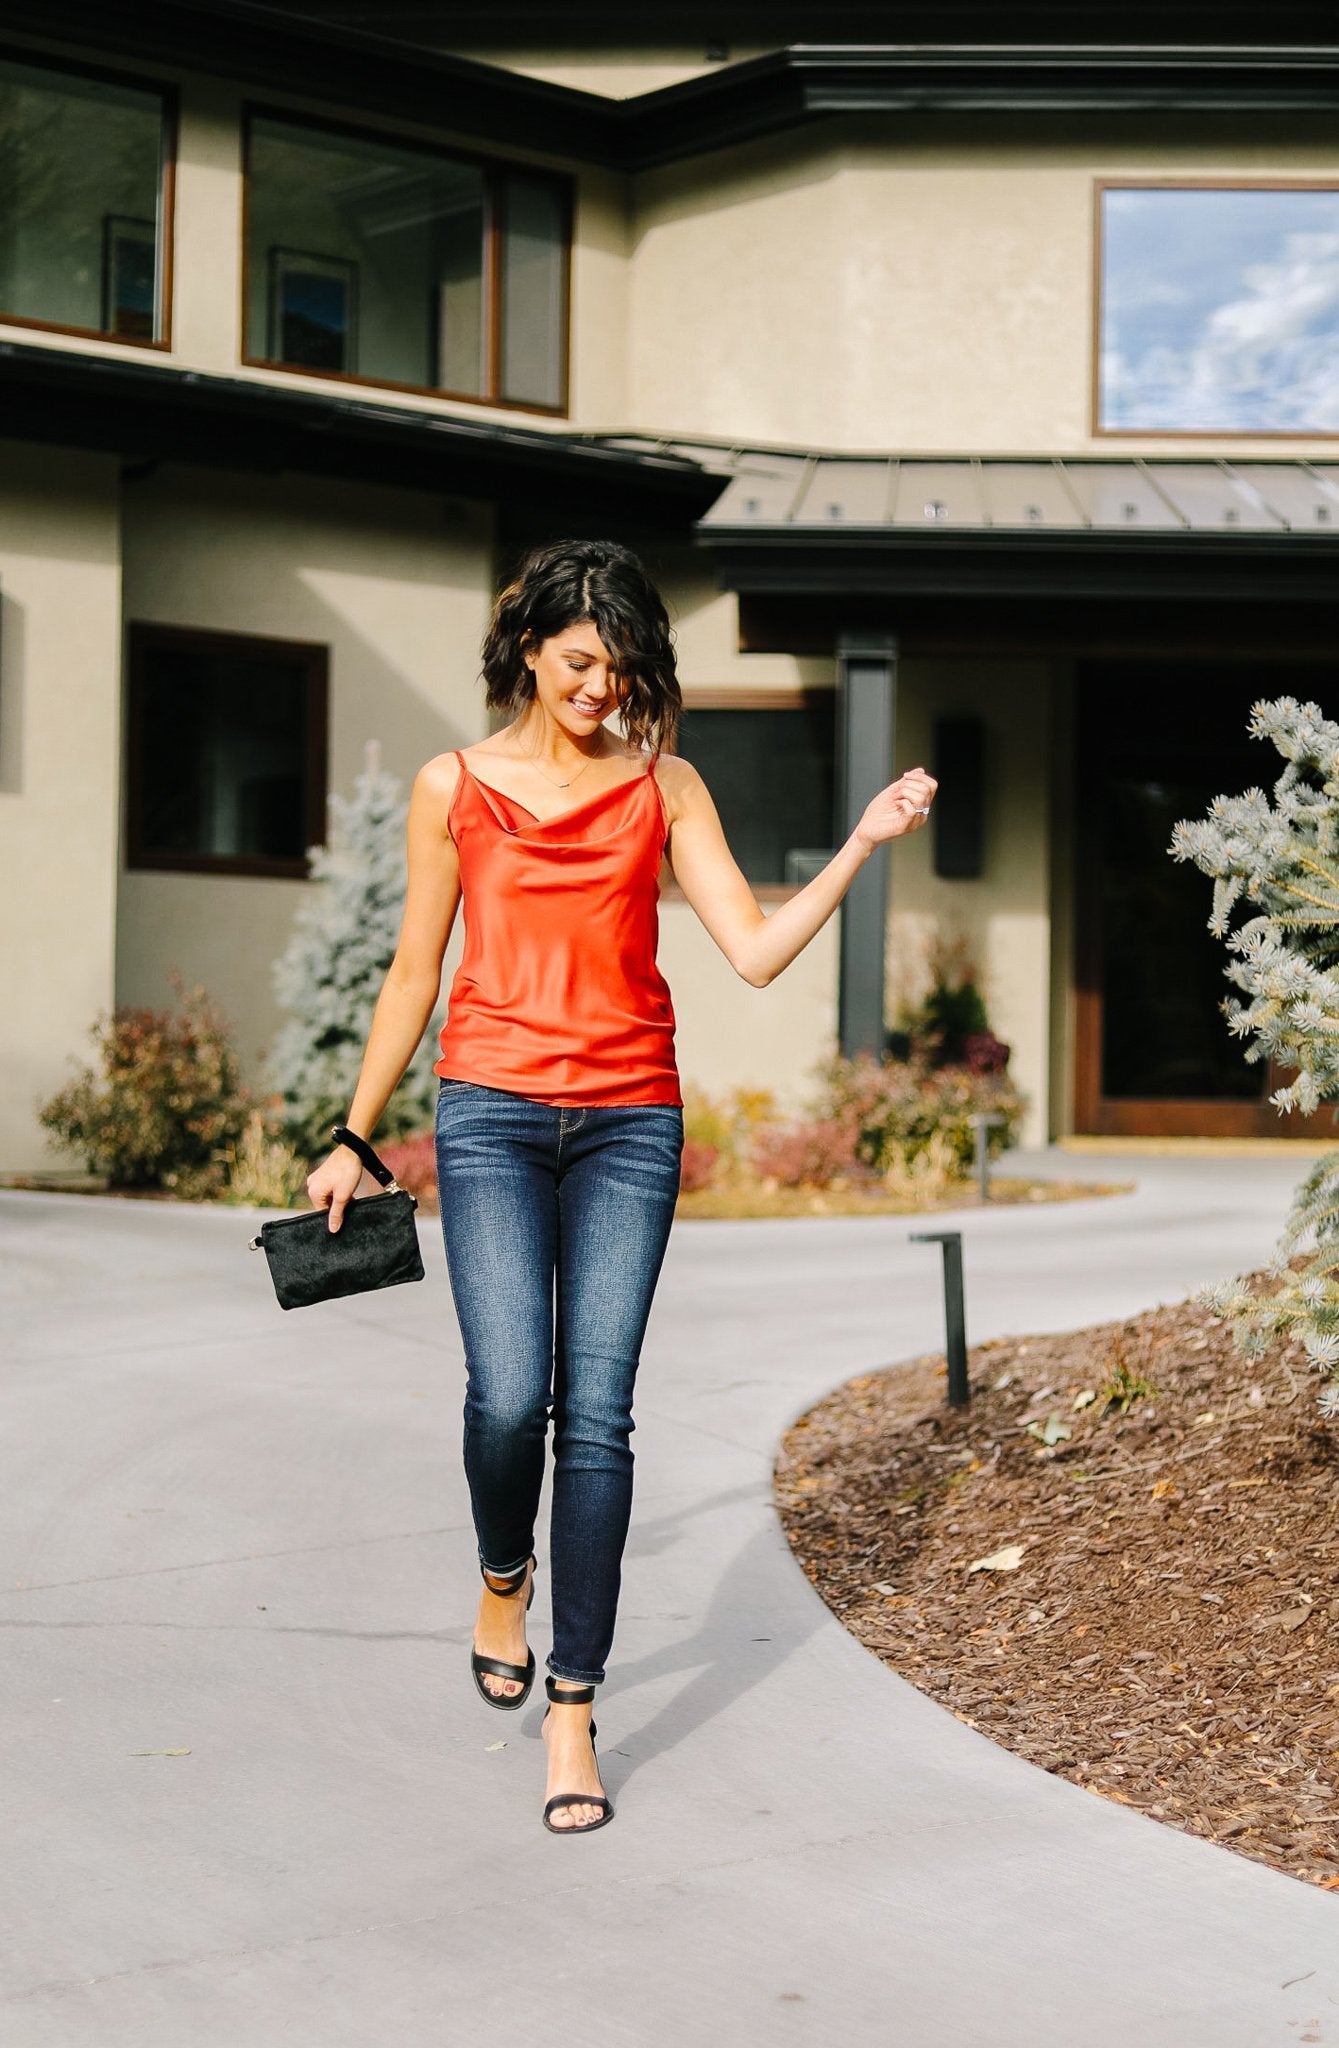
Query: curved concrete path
2 1152 1336 2046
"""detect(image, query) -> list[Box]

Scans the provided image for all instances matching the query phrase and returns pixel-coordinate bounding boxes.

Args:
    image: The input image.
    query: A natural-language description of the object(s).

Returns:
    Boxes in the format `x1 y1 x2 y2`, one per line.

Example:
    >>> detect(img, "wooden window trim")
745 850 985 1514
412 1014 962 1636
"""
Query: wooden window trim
0 44 176 353
1092 176 1339 443
125 622 328 880
677 687 832 713
240 102 573 419
662 684 836 901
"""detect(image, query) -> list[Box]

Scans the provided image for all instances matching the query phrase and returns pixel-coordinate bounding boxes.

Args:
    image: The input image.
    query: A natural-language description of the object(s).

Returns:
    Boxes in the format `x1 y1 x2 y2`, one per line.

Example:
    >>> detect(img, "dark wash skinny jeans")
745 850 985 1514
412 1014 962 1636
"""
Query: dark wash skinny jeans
434 1078 682 1685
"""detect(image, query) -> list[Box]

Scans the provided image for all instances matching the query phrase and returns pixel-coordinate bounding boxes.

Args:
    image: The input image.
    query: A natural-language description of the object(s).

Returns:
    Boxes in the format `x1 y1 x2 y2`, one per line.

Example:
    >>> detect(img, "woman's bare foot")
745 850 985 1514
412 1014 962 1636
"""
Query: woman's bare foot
542 1684 607 1829
472 1561 533 1700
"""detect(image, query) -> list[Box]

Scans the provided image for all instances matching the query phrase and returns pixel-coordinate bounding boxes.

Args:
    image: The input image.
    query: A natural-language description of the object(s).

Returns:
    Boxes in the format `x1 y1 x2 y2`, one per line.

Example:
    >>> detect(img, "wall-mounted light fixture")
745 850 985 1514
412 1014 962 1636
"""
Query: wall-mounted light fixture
932 715 985 879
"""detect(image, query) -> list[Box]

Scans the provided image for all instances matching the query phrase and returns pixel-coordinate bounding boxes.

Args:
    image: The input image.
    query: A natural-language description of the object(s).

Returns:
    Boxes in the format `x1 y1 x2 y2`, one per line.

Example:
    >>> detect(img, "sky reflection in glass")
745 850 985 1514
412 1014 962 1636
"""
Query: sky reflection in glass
1100 187 1339 433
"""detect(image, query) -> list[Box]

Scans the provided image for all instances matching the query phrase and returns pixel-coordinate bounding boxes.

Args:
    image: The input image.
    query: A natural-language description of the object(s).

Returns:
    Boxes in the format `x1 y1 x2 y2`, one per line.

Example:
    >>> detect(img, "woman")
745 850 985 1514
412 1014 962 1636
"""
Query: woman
306 539 936 1835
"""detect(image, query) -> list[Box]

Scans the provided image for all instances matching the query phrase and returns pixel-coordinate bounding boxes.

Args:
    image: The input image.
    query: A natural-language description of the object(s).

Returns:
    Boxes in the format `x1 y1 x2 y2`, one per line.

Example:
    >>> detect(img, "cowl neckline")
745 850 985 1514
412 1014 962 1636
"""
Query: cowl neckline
455 750 659 837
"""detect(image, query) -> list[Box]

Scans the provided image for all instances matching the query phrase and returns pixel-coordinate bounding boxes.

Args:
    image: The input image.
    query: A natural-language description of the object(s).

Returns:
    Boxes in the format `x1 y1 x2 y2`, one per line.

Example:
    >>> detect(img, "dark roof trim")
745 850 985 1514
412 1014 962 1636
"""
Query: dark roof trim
700 531 1339 605
0 341 725 521
6 9 1339 171
626 45 1339 168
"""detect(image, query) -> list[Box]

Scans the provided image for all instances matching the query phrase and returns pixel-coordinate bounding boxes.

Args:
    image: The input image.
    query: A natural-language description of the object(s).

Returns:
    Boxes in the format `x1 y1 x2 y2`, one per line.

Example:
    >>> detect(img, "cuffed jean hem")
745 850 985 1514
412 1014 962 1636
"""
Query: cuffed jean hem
546 1656 606 1686
479 1550 533 1580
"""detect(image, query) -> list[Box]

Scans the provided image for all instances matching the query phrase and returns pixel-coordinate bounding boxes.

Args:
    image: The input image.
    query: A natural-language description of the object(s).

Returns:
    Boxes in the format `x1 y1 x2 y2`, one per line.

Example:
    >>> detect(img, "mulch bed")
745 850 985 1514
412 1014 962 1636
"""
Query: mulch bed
775 1274 1339 1892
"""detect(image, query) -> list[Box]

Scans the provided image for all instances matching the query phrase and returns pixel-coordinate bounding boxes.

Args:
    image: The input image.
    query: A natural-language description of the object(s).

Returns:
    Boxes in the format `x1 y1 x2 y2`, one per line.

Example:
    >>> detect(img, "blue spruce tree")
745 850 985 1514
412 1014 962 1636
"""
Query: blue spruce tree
269 743 440 1155
1170 696 1339 1412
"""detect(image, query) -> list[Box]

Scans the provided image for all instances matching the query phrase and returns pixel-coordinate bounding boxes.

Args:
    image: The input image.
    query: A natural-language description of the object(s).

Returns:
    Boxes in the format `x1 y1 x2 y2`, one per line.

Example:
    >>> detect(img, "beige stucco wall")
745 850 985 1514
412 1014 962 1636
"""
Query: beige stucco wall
883 657 1056 1150
659 902 838 1111
626 113 1339 457
0 443 122 1172
117 467 492 1078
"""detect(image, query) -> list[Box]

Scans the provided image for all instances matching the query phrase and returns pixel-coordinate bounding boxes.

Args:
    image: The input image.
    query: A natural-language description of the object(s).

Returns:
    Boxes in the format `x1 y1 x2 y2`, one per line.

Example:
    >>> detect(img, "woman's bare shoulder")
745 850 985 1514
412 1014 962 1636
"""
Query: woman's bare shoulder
411 751 465 833
653 752 706 820
416 750 464 798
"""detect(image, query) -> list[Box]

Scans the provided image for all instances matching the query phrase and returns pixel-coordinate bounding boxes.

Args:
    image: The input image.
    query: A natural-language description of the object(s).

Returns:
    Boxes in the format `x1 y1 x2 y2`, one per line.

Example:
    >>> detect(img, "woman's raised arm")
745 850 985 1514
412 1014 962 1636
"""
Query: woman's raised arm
659 754 936 989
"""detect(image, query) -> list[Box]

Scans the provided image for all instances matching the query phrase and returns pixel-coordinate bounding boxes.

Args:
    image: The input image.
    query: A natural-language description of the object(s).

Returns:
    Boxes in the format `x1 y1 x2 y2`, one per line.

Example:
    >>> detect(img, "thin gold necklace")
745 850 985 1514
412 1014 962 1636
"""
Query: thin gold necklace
528 750 602 791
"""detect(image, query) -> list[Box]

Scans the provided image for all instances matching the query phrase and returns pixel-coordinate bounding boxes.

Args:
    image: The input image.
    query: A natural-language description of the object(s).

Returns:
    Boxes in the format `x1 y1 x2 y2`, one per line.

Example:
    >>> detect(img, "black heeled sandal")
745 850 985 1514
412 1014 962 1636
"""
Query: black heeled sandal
470 1555 536 1711
540 1677 613 1835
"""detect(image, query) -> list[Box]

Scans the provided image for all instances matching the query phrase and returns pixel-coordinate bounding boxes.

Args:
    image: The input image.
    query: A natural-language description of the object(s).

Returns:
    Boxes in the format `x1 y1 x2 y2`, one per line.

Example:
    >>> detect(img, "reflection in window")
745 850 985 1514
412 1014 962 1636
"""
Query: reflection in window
501 173 567 408
1100 185 1339 433
246 115 568 409
127 627 327 877
675 700 835 886
0 56 168 342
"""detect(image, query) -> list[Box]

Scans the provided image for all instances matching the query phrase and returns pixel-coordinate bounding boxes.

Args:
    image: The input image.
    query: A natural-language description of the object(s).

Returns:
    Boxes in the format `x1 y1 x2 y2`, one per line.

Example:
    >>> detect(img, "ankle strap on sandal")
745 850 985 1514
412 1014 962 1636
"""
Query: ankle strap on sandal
545 1677 596 1705
480 1556 533 1598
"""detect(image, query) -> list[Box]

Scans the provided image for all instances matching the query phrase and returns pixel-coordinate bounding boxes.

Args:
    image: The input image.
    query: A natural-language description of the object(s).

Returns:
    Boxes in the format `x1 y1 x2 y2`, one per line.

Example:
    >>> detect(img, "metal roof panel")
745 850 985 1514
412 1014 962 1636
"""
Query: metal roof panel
790 458 894 526
1144 463 1286 532
1061 462 1184 530
699 455 810 526
979 462 1087 530
890 461 986 528
1229 463 1339 531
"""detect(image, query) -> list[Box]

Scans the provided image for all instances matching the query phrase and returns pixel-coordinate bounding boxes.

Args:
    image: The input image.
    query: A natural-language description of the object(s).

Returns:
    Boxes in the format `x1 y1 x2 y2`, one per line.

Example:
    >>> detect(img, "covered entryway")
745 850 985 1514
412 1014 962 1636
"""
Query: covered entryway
686 444 1339 1142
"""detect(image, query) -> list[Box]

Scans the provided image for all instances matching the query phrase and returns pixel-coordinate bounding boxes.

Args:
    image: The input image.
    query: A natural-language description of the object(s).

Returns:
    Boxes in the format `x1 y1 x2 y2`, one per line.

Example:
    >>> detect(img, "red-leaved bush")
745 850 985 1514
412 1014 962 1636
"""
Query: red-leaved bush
750 1117 861 1189
961 1032 1011 1076
377 1132 439 1205
679 1137 720 1192
818 1051 1023 1175
38 983 250 1195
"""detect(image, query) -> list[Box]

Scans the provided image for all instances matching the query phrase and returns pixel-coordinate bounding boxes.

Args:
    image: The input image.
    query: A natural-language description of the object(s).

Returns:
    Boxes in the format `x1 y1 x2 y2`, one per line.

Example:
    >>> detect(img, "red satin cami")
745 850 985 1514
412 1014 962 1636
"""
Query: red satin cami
434 751 681 1108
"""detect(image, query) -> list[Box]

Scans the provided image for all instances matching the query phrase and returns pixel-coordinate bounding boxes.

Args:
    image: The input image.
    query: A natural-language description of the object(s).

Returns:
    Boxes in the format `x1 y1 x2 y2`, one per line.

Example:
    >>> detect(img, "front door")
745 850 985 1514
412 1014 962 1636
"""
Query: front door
1073 659 1336 1138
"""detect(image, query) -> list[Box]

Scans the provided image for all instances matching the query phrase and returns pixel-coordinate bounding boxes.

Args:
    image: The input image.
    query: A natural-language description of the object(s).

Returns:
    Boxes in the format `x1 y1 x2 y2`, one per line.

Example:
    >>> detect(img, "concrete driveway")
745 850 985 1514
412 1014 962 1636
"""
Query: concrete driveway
2 1148 1335 2046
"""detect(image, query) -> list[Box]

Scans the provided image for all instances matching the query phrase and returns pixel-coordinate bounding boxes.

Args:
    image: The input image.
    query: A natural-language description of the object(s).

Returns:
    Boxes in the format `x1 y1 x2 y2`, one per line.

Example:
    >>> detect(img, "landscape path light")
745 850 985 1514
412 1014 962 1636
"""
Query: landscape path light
967 1111 1007 1201
908 1227 970 1408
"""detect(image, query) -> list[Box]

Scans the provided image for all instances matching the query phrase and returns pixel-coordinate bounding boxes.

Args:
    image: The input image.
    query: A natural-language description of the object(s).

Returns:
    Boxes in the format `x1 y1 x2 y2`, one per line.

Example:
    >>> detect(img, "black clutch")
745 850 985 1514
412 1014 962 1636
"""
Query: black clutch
249 1125 426 1311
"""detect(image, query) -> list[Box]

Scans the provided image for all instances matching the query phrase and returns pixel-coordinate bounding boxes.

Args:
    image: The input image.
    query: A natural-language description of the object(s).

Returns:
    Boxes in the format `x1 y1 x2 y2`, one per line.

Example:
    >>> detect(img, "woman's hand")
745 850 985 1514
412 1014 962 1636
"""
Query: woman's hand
855 767 938 850
305 1147 372 1234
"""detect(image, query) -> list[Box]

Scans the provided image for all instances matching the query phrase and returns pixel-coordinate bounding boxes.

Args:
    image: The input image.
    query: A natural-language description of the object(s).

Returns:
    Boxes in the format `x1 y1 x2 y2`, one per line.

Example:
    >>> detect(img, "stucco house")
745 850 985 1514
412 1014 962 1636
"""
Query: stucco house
3 0 1338 1171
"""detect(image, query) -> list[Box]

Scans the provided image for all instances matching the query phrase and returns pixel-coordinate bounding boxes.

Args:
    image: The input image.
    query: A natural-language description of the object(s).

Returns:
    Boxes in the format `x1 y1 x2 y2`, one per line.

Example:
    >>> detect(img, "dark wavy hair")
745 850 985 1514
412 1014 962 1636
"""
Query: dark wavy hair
481 539 681 755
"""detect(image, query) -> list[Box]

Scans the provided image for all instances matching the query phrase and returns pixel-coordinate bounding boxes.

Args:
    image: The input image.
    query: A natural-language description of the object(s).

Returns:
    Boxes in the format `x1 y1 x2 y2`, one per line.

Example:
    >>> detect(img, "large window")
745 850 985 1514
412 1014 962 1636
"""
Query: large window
244 111 570 411
675 692 835 890
0 53 172 345
1097 182 1339 436
126 625 328 878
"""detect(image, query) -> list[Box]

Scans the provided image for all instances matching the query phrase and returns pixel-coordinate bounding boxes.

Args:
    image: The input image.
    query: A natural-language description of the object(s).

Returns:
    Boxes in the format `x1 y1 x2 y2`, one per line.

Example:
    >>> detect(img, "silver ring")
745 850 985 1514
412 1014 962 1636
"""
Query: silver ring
914 805 931 817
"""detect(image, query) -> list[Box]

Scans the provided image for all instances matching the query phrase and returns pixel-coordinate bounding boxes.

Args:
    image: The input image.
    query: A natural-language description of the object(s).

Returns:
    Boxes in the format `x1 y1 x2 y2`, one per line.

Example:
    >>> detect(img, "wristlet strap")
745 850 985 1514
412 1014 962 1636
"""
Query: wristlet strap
330 1125 398 1189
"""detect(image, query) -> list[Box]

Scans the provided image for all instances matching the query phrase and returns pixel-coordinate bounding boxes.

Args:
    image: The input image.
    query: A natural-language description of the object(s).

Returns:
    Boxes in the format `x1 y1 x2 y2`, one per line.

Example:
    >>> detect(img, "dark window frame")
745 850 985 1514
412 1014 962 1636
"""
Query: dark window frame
1092 176 1339 442
240 102 573 418
125 622 329 879
0 43 176 352
668 686 836 901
